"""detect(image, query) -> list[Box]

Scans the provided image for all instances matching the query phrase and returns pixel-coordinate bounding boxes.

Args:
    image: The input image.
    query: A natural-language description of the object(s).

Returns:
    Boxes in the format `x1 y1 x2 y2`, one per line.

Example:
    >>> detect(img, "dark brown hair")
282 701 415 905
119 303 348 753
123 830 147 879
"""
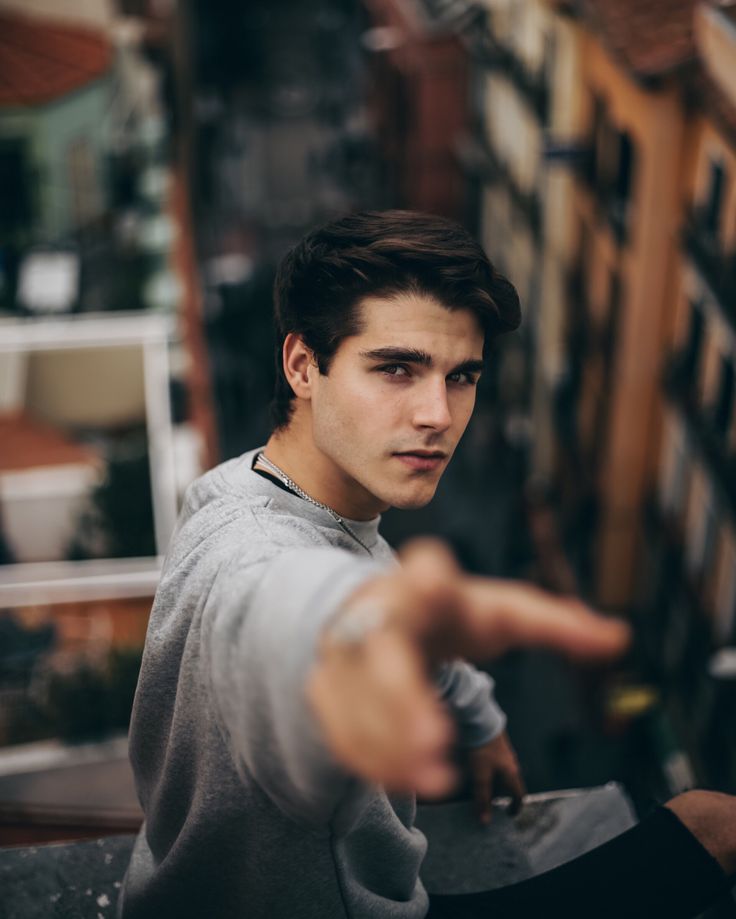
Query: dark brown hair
271 209 521 429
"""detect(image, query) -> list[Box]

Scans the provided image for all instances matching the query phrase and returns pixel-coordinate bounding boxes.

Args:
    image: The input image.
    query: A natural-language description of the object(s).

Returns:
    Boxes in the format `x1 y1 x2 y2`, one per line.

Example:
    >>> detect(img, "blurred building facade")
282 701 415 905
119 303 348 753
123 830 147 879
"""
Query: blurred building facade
465 0 736 792
645 1 736 790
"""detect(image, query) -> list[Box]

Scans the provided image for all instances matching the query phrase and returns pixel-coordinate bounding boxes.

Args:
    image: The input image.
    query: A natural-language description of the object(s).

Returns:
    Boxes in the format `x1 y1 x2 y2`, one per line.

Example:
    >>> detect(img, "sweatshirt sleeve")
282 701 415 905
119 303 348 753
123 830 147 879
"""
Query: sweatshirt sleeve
202 546 384 829
434 660 507 748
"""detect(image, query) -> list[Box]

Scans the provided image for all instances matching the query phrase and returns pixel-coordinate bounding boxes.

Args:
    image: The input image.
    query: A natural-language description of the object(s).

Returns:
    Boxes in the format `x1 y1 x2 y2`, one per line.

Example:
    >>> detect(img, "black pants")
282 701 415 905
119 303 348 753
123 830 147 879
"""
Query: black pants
427 806 732 919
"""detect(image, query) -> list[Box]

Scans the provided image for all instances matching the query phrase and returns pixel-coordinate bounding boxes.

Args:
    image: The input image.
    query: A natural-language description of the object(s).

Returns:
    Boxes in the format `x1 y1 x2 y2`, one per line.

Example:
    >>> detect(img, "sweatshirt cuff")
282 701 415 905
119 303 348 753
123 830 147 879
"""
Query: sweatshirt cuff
434 661 508 748
459 695 507 748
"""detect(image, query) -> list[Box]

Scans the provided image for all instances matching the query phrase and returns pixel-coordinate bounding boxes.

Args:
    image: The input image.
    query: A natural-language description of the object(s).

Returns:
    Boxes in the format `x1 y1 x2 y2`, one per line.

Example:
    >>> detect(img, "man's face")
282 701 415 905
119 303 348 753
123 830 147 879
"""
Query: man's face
307 292 484 517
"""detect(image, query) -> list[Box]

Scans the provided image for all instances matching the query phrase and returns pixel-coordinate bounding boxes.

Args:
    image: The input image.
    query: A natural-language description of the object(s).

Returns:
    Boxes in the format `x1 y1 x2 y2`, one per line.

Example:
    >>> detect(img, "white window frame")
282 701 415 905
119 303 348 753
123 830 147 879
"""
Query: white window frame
0 311 177 607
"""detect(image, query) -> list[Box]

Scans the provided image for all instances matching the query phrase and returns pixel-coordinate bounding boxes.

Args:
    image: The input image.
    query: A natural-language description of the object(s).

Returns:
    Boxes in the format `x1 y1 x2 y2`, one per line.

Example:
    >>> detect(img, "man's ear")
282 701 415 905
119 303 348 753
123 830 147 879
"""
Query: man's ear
282 332 318 400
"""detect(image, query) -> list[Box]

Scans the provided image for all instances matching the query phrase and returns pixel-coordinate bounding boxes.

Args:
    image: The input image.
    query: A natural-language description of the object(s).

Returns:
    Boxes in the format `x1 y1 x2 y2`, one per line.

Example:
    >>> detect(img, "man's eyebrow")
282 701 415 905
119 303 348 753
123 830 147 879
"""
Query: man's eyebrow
359 347 432 366
452 359 484 375
359 348 484 374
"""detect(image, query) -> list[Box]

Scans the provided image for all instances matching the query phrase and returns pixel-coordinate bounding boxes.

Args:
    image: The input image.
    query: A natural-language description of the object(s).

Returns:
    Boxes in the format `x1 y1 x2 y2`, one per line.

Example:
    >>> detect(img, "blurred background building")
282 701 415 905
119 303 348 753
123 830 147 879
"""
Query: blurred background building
0 0 735 849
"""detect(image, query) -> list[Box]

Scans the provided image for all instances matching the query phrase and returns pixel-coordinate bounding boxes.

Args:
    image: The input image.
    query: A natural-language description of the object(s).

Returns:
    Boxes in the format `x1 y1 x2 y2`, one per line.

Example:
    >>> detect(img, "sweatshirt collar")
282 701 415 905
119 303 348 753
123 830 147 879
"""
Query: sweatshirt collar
243 447 382 549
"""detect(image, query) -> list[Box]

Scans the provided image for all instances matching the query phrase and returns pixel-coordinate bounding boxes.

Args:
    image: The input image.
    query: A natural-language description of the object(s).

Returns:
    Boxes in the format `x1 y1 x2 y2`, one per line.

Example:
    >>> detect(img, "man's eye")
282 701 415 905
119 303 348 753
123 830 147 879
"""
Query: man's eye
448 372 478 385
379 364 409 377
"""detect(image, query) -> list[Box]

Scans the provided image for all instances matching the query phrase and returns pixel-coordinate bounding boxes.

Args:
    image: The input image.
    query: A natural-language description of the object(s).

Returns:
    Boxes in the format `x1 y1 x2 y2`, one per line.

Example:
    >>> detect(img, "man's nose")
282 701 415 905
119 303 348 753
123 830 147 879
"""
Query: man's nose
412 379 452 432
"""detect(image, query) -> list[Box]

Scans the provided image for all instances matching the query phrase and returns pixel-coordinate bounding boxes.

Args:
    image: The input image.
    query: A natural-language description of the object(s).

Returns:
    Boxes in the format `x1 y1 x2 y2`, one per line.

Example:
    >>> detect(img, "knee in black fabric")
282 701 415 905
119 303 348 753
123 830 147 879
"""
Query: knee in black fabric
427 806 731 919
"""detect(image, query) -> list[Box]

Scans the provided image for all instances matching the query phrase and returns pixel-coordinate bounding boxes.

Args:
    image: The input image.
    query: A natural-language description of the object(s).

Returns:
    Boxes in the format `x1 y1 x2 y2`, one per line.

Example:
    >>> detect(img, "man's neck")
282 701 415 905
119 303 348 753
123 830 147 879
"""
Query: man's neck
262 422 384 522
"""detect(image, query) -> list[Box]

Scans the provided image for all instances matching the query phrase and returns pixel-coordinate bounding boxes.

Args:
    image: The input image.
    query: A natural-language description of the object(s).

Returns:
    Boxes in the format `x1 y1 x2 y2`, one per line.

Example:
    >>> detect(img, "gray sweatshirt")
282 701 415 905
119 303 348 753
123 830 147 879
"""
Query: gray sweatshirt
119 447 506 919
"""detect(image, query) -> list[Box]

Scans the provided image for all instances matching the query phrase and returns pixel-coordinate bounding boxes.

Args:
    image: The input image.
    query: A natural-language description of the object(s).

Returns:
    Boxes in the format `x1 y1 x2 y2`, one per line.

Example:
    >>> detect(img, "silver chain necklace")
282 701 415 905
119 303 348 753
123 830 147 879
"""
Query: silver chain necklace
255 452 373 556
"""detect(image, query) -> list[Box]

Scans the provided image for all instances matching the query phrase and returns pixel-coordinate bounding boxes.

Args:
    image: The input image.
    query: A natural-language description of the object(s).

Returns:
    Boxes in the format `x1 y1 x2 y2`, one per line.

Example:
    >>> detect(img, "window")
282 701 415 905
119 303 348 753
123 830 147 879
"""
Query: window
607 130 636 242
585 103 636 242
703 160 726 238
683 301 705 378
714 526 736 643
714 353 735 438
0 312 178 596
0 138 34 236
616 132 635 204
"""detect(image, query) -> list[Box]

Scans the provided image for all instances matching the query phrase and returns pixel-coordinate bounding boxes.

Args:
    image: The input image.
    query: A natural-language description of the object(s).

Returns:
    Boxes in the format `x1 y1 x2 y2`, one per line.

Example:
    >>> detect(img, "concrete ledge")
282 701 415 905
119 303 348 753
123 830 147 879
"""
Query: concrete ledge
416 782 637 894
0 834 135 919
0 784 638 917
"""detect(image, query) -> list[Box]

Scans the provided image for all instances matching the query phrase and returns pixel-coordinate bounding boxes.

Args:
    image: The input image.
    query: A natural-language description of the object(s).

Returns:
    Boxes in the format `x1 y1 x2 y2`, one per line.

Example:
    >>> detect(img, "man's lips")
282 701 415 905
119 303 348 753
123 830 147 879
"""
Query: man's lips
392 450 447 471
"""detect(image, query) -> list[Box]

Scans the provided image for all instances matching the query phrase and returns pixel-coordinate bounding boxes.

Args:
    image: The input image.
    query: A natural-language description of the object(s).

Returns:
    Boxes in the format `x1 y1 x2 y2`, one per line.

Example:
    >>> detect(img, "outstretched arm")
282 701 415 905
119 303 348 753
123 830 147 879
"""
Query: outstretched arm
308 539 629 799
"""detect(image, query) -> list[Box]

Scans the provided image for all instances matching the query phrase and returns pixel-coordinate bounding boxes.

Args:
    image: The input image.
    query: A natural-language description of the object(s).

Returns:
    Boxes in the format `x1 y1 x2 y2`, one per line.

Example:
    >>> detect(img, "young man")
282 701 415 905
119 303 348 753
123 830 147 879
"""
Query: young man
119 211 734 918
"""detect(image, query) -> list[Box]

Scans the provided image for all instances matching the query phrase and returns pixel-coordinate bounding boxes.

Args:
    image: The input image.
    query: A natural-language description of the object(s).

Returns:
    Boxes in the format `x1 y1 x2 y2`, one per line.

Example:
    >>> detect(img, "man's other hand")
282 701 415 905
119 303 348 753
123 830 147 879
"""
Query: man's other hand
307 539 630 798
467 731 526 825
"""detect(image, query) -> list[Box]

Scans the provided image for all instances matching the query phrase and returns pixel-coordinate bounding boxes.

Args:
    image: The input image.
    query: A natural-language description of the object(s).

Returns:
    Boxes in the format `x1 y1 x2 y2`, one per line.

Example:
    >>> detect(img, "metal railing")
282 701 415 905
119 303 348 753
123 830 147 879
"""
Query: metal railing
455 134 543 241
467 16 550 123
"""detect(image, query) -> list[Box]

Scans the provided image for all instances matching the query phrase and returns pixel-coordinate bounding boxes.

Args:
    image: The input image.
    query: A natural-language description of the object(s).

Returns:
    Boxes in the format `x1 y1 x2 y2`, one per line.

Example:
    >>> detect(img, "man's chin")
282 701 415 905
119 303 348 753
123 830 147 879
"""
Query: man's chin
387 487 438 511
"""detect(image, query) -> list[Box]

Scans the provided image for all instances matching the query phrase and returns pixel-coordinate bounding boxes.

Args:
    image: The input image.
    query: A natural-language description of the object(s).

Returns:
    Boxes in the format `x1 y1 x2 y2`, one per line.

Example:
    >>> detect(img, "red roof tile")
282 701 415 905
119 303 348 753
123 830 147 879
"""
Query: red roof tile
689 66 736 146
0 412 102 472
580 0 698 80
0 12 111 108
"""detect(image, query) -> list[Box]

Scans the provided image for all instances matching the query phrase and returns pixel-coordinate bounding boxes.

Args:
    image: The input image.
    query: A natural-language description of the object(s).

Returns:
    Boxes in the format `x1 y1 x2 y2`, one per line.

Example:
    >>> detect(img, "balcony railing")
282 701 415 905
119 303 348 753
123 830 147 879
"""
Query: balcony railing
664 352 736 522
683 208 736 333
466 16 550 123
455 134 543 242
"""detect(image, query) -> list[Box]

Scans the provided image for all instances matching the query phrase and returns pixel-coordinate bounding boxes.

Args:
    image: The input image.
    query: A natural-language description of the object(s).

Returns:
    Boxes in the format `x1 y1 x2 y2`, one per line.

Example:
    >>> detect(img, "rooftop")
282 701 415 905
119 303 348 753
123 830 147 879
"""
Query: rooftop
0 11 111 109
697 68 736 143
580 0 697 81
694 1 736 118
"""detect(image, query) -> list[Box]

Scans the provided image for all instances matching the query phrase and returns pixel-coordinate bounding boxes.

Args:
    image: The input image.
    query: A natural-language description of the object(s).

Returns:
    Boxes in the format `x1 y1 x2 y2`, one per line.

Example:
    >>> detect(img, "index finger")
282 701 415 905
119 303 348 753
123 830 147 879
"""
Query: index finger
461 580 631 662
